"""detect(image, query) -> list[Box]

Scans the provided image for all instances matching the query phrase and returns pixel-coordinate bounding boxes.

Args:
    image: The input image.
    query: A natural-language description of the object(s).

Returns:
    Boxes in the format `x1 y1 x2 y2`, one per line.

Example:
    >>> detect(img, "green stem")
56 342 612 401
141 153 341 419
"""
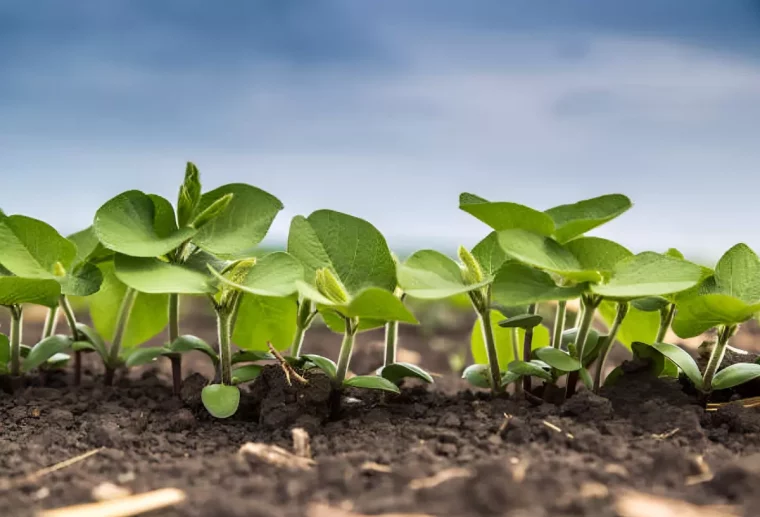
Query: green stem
593 301 629 392
335 318 357 387
702 325 737 391
656 303 676 343
168 293 181 395
216 309 234 386
384 320 399 366
291 299 315 358
478 309 503 394
522 304 538 392
511 327 522 395
42 306 60 339
10 305 23 377
59 295 82 385
565 295 600 398
105 288 137 385
552 300 567 349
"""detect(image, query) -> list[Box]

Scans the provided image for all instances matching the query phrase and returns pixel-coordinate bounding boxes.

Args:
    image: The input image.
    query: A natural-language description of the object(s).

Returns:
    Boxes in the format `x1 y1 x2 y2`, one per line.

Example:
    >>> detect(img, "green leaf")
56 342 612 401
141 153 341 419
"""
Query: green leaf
492 262 586 306
471 310 550 366
201 384 240 418
168 335 218 364
125 347 170 368
497 313 544 329
0 333 9 367
712 244 760 304
233 294 297 352
501 370 522 386
88 262 169 349
71 341 98 353
378 362 434 384
114 254 214 294
232 365 263 385
22 335 73 372
650 342 703 389
302 354 337 379
545 194 632 243
94 191 197 257
191 193 234 230
0 276 61 307
43 352 70 369
345 288 418 323
287 211 396 293
599 301 659 348
60 261 103 297
397 249 488 300
672 294 760 338
579 367 594 390
177 162 202 228
0 214 77 278
211 252 302 297
631 297 670 312
560 327 602 362
231 350 274 364
459 193 555 235
68 227 113 265
74 324 109 358
462 363 492 388
471 232 510 276
317 308 385 334
563 237 632 273
712 363 760 390
631 342 676 378
343 375 401 394
534 347 581 372
507 360 553 381
497 229 601 283
192 184 283 258
665 248 685 260
591 252 705 299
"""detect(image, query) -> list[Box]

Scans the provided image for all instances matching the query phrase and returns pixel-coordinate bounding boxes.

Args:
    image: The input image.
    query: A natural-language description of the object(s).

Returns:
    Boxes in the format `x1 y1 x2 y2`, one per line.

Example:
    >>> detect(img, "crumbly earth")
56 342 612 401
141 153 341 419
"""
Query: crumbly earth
3 353 760 517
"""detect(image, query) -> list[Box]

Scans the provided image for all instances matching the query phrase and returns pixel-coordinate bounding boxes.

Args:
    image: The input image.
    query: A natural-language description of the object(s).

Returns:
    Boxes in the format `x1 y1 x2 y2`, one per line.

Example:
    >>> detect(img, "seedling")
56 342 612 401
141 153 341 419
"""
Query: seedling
92 162 283 394
646 244 760 394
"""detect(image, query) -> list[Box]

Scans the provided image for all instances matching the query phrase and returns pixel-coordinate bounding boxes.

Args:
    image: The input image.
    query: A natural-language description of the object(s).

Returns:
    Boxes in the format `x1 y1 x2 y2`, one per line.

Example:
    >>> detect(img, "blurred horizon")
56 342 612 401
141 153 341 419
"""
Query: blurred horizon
3 1 760 262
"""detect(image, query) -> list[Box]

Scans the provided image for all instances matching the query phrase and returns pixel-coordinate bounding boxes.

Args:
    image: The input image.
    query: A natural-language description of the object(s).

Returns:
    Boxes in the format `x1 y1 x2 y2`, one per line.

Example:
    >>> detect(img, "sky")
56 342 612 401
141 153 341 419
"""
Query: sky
2 0 760 262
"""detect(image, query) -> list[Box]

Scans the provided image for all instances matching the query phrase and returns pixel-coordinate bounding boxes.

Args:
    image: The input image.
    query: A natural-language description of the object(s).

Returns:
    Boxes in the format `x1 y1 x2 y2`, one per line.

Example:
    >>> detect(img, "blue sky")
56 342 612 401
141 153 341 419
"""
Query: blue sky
2 1 760 261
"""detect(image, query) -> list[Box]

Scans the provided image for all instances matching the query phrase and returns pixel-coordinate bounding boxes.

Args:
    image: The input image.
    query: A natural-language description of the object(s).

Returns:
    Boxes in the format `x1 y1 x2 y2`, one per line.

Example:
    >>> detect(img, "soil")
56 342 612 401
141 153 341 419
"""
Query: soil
4 316 760 516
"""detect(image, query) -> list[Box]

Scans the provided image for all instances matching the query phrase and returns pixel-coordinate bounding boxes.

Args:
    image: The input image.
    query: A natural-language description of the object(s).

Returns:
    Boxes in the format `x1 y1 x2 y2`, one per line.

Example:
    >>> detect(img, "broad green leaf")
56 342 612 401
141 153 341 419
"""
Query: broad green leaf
232 365 263 385
74 324 108 358
93 191 196 257
471 232 510 276
471 310 550 366
302 354 337 379
497 229 601 283
459 193 555 235
191 193 234 230
665 248 685 260
497 313 543 329
0 214 77 279
345 288 418 323
507 360 553 381
201 384 240 418
287 210 396 294
712 244 760 304
88 262 168 349
501 370 522 386
599 301 659 348
71 341 99 353
650 342 703 389
211 252 302 298
492 262 585 306
560 327 602 361
231 350 275 364
591 252 704 299
631 297 670 312
534 347 581 372
177 162 202 228
125 346 169 367
233 294 297 352
0 276 60 307
462 363 492 388
378 362 434 384
631 342 678 378
563 237 632 273
343 375 401 394
545 194 632 243
0 333 9 366
68 227 113 265
43 352 70 369
192 184 283 258
712 363 760 390
114 254 214 294
60 262 103 297
672 294 760 338
318 308 385 334
22 335 73 372
397 250 488 300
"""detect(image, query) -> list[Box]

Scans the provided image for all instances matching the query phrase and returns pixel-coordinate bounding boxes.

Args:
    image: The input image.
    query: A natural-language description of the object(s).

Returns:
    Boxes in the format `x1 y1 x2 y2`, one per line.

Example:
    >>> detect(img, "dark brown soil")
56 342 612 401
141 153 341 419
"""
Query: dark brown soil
4 351 760 517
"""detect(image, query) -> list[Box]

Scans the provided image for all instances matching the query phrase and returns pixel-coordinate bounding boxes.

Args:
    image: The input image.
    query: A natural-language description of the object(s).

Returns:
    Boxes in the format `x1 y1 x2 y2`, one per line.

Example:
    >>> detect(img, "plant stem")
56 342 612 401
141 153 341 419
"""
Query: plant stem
478 308 504 394
104 288 137 385
565 295 600 398
291 299 315 358
9 305 23 377
510 327 523 395
522 304 538 393
42 306 59 340
59 295 82 385
335 318 357 388
656 303 676 343
702 325 737 391
552 300 567 349
593 301 629 392
215 308 234 386
167 293 182 395
384 320 399 366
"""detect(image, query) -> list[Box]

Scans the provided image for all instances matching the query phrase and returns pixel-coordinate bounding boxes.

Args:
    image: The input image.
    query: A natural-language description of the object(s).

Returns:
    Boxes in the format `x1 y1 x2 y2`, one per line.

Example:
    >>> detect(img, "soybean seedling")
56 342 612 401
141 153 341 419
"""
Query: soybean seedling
645 244 760 395
287 210 418 400
92 162 283 394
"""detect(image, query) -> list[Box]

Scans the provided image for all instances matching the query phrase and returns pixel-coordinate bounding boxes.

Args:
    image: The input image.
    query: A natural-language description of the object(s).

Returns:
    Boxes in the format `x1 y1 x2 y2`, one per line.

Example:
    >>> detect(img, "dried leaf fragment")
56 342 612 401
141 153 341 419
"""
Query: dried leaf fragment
239 442 315 470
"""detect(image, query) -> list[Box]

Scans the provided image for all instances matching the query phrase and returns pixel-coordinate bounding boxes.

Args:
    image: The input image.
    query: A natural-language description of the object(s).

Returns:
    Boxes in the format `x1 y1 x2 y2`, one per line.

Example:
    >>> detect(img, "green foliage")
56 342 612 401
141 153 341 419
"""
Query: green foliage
233 294 297 352
545 194 632 243
462 363 492 389
459 193 555 235
650 342 703 390
343 375 401 393
534 347 581 372
507 360 553 381
302 354 337 379
177 162 202 228
23 335 74 372
115 254 215 294
598 301 659 348
492 263 586 306
712 363 760 390
211 252 303 298
397 250 488 299
471 309 550 366
497 313 543 329
378 362 434 384
201 384 241 419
